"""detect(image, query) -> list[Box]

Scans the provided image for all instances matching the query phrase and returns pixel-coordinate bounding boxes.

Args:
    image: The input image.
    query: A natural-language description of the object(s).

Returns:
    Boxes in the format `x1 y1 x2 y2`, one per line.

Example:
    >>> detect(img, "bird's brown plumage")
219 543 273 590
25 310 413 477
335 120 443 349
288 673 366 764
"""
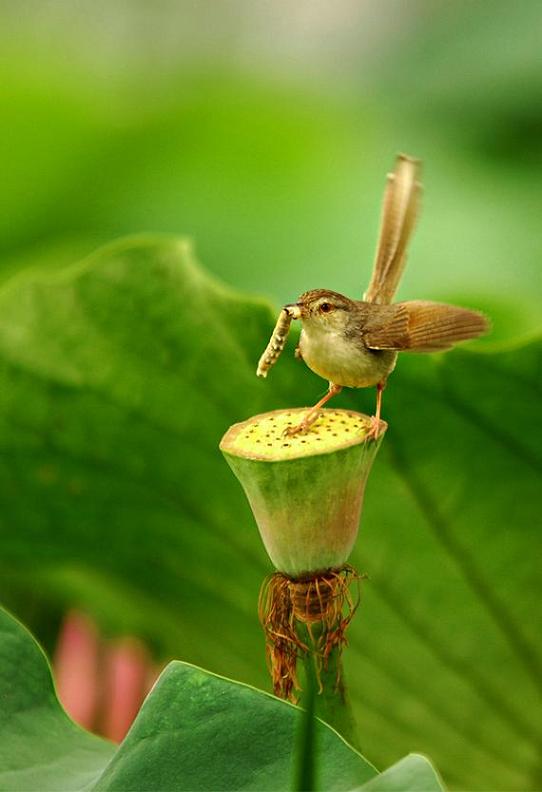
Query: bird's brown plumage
256 153 490 437
364 154 422 305
361 299 489 353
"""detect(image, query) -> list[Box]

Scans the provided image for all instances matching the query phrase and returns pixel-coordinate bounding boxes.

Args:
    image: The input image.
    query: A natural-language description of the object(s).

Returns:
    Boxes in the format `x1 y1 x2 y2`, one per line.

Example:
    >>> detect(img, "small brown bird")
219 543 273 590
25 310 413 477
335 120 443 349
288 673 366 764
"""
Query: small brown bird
257 154 489 437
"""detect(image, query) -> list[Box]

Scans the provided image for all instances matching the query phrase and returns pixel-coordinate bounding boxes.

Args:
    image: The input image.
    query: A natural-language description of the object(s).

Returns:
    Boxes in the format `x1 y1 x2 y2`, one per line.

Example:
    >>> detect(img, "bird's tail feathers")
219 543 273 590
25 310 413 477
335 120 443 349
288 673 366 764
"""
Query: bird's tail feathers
364 154 422 305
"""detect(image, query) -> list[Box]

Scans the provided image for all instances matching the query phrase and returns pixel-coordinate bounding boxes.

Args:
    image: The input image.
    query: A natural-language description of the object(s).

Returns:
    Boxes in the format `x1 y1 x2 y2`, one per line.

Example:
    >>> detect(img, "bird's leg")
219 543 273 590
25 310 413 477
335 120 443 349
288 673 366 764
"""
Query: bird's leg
285 383 342 436
366 380 387 440
375 380 384 423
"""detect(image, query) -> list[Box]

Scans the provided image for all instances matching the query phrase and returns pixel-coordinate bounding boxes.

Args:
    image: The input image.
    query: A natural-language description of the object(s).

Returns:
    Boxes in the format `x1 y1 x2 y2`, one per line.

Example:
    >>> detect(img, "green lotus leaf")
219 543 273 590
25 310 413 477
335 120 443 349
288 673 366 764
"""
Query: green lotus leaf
0 237 538 789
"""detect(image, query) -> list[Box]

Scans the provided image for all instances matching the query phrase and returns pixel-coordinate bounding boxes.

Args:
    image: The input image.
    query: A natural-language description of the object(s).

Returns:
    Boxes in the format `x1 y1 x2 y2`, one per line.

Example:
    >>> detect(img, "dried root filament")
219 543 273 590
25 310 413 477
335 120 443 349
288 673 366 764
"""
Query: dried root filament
258 565 360 701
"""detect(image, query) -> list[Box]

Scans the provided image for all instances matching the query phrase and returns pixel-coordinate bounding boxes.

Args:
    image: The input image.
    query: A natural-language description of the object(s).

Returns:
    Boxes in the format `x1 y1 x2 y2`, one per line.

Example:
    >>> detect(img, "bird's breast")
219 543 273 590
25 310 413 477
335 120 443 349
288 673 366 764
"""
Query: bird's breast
299 327 397 388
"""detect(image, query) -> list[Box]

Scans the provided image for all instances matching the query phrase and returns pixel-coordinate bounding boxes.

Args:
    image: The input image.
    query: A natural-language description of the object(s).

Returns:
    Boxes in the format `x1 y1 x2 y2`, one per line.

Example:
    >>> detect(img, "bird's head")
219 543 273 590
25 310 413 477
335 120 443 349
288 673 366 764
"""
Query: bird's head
284 289 355 334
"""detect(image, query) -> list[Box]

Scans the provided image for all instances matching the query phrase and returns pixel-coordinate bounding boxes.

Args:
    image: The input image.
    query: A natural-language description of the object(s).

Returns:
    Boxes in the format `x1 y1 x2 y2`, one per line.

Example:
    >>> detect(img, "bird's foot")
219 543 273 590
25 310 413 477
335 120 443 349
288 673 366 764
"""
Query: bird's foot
283 419 312 437
283 411 319 436
365 415 387 441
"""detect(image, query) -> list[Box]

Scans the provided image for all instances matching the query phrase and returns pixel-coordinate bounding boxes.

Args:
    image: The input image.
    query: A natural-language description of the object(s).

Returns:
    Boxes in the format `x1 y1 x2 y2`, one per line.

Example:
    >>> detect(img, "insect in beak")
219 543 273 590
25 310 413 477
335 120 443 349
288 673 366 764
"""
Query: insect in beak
283 303 302 320
256 303 301 377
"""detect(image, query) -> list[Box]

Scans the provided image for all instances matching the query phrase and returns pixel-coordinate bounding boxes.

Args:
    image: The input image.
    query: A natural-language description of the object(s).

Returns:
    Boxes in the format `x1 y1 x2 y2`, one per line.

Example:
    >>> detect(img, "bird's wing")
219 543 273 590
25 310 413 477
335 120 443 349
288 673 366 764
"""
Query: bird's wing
363 155 422 305
364 301 489 352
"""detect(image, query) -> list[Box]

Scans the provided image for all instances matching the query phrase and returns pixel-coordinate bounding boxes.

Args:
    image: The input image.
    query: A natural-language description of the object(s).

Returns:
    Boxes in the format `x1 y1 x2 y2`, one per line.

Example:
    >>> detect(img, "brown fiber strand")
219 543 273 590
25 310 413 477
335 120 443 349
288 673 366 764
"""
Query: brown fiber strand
258 565 361 701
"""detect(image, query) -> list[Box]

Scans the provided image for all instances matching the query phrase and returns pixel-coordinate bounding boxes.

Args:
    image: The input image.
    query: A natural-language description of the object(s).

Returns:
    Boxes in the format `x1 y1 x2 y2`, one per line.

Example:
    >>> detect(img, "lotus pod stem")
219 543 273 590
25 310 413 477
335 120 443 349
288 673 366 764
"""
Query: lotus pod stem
220 407 385 746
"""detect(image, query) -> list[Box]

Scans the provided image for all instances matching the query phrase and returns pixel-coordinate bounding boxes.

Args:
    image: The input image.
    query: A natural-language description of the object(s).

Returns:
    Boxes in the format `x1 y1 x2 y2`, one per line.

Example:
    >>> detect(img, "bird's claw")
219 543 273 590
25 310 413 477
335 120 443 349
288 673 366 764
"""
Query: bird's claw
365 415 387 441
283 421 310 437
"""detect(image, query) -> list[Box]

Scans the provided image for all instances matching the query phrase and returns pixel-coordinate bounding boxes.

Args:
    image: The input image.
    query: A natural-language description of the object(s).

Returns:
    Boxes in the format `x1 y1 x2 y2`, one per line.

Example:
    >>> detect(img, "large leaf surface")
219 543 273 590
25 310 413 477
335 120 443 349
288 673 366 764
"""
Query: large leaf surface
0 607 114 791
356 755 444 792
0 606 384 791
0 237 540 790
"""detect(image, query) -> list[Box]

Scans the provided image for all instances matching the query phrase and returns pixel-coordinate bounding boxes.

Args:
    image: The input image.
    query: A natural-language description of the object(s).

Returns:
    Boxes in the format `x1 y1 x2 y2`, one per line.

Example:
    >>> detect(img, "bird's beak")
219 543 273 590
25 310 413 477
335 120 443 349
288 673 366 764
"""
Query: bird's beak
284 303 302 320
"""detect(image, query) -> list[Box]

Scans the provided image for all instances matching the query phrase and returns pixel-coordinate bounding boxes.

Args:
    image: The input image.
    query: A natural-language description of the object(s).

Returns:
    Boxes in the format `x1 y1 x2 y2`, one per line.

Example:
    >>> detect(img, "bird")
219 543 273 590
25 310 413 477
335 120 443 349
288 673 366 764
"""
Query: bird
256 154 489 438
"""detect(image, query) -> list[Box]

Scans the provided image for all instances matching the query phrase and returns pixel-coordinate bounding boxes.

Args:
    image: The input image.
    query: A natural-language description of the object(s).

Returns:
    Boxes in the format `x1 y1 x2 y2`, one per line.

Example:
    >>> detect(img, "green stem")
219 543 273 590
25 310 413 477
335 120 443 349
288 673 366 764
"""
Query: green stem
295 648 317 792
297 623 360 752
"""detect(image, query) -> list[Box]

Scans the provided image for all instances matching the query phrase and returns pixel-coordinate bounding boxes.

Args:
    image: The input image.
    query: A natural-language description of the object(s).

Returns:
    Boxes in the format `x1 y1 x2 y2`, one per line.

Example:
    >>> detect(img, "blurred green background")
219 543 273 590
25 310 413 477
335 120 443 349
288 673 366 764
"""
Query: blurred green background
1 0 541 334
1 2 541 790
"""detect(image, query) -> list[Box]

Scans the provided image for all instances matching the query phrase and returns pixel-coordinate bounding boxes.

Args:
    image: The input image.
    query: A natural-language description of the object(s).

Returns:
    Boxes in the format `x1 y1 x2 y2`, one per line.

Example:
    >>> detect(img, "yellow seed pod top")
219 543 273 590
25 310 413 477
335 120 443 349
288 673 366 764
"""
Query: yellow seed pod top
222 408 371 461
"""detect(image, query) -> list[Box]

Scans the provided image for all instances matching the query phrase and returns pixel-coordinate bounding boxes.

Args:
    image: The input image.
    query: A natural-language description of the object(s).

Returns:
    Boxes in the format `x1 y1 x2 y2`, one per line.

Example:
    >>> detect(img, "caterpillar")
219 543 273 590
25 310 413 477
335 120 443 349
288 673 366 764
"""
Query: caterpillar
256 307 294 377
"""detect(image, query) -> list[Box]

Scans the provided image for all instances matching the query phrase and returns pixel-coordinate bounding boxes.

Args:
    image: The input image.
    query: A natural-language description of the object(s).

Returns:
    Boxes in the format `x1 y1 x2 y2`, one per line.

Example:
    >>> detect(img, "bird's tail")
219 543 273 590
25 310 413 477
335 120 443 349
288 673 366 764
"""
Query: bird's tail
364 154 422 305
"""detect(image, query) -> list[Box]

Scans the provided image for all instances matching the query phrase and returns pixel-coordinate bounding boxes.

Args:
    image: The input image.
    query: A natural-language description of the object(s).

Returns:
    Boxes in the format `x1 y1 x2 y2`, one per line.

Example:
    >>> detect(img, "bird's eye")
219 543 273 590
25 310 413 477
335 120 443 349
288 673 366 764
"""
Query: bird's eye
319 302 333 313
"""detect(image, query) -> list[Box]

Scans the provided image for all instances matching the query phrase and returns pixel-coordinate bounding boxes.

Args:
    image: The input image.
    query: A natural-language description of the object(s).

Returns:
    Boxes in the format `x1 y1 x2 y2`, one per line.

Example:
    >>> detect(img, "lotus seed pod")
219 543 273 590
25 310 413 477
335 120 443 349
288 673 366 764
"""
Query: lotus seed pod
220 408 384 578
